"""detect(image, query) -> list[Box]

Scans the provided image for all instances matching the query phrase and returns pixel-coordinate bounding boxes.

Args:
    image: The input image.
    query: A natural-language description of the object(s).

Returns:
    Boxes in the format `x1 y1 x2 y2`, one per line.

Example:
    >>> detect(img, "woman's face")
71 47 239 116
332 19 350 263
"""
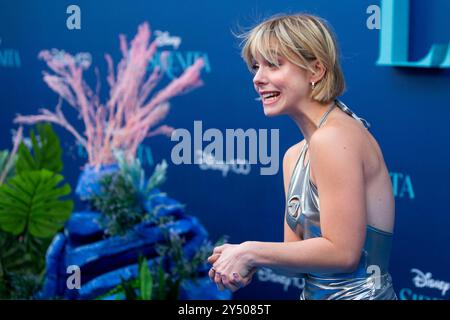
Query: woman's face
252 54 312 117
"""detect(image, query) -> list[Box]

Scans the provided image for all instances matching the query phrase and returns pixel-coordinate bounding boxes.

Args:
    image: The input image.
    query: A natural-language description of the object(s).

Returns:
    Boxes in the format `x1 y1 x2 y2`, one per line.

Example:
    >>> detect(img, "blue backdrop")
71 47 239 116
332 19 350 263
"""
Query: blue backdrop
1 0 449 300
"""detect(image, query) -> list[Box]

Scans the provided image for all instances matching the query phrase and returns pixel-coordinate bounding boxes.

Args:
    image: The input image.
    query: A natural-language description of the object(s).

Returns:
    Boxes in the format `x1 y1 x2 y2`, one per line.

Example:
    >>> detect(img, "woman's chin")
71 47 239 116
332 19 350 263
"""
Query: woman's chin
263 106 283 117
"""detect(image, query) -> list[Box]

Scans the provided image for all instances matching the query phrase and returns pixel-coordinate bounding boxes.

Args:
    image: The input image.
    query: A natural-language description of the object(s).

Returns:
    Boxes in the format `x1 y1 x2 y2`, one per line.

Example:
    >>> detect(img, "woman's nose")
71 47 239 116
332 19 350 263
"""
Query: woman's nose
253 69 267 86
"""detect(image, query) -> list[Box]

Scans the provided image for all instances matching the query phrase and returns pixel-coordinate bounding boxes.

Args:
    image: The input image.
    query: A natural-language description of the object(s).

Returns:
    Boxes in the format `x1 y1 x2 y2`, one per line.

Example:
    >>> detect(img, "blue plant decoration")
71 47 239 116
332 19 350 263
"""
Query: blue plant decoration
41 151 230 300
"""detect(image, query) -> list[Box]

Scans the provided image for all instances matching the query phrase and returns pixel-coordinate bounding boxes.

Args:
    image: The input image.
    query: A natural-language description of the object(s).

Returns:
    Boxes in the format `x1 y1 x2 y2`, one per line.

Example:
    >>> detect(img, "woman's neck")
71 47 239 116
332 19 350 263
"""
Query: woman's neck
290 99 335 144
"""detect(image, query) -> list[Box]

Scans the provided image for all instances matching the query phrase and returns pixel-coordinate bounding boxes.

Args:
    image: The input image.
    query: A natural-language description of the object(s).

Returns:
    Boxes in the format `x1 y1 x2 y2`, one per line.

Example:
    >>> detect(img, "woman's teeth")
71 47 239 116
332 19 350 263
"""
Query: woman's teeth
263 92 280 102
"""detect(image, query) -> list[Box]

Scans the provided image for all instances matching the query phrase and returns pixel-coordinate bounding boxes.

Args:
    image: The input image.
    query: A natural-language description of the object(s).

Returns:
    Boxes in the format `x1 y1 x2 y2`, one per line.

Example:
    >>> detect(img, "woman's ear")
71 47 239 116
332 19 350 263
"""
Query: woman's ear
309 59 327 84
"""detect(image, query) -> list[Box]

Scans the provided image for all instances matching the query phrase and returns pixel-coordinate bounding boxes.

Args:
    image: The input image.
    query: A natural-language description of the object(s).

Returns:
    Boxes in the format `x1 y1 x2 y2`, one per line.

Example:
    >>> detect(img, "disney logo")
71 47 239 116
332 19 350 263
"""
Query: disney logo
411 268 450 296
154 30 181 49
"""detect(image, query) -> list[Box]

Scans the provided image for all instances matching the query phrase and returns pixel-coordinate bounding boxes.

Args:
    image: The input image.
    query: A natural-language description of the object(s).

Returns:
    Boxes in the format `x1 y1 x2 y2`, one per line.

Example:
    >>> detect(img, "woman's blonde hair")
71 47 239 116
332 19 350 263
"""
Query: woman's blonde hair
239 13 345 103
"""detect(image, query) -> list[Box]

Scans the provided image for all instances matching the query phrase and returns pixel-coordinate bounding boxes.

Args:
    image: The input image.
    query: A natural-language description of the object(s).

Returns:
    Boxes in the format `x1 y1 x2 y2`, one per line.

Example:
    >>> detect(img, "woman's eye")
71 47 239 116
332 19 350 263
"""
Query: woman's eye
251 64 260 71
268 61 280 68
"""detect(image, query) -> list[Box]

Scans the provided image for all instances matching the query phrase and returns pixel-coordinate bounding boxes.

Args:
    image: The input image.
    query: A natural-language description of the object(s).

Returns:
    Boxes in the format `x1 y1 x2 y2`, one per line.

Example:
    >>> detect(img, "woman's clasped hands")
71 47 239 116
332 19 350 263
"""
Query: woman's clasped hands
207 242 258 292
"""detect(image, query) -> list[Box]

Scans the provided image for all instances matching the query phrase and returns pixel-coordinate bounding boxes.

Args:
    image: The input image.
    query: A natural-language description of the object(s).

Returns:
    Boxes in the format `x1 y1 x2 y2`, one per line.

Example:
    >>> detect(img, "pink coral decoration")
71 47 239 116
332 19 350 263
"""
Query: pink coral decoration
0 126 23 185
15 22 204 168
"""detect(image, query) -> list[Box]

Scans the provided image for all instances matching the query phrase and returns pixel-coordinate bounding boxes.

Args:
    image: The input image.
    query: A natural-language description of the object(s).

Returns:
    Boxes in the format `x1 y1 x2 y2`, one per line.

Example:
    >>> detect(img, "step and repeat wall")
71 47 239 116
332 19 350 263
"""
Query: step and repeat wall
1 0 449 300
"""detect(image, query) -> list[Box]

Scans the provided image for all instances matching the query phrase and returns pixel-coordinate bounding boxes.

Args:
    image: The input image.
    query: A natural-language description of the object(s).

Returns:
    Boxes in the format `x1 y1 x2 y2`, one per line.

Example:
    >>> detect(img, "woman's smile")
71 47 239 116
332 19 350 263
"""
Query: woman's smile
260 91 282 105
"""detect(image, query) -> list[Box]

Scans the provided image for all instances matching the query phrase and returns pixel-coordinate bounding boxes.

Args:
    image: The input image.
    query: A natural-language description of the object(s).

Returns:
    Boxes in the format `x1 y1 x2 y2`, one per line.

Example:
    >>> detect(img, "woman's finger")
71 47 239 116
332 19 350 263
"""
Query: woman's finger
213 243 232 254
233 270 256 288
220 273 240 292
234 272 248 286
213 245 224 255
214 271 225 291
230 272 244 289
208 267 216 281
207 253 220 264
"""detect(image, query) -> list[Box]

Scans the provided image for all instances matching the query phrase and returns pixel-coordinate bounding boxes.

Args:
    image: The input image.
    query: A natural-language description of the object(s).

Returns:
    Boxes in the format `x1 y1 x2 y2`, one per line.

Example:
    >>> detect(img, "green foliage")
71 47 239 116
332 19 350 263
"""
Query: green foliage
154 229 228 299
155 262 168 300
95 233 227 300
0 230 51 276
0 270 42 300
16 123 63 174
114 149 146 193
113 149 168 196
121 276 138 300
91 173 147 236
139 256 153 300
146 160 168 193
95 255 154 300
0 123 72 299
91 152 168 237
91 152 228 300
150 234 227 300
0 170 73 238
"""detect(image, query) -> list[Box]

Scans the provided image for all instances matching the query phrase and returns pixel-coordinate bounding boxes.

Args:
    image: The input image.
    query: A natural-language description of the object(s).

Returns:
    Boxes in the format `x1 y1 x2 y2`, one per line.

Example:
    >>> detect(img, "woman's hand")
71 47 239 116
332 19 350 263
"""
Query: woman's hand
207 242 257 292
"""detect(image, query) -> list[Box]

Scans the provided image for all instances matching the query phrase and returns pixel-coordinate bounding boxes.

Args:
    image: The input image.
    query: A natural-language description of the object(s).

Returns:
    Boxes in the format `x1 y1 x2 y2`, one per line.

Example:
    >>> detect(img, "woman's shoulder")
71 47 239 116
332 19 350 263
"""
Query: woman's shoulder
308 116 369 178
283 140 305 165
312 110 367 152
282 140 305 177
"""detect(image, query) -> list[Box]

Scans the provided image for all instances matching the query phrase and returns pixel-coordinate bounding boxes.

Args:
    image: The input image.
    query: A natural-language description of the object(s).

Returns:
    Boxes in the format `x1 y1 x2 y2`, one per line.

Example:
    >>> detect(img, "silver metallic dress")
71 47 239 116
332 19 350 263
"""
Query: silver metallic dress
285 100 397 300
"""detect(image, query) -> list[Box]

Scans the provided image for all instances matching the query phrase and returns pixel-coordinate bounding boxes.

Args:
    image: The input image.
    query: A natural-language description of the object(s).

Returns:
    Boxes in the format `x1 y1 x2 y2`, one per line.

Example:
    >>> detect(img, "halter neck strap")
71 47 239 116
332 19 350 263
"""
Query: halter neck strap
317 102 336 128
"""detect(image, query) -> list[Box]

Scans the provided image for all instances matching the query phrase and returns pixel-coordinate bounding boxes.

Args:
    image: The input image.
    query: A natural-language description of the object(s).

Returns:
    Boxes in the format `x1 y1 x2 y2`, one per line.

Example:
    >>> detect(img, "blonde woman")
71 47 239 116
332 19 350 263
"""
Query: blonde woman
207 13 397 300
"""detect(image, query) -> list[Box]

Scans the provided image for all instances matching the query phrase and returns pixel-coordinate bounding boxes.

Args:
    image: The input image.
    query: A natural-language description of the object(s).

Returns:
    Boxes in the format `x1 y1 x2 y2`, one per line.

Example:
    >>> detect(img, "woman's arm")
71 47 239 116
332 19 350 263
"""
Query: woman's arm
211 126 368 287
245 126 367 274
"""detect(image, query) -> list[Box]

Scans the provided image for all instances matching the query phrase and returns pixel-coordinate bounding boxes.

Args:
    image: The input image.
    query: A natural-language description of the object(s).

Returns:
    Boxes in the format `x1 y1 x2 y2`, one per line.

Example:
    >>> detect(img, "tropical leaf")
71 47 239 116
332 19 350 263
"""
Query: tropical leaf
139 256 153 300
16 123 63 174
0 230 50 276
0 169 73 238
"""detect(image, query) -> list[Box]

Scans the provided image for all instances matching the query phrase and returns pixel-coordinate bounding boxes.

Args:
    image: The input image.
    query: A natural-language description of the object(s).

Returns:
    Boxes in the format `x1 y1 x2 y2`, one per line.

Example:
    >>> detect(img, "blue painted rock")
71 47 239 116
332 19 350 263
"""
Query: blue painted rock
41 166 230 300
